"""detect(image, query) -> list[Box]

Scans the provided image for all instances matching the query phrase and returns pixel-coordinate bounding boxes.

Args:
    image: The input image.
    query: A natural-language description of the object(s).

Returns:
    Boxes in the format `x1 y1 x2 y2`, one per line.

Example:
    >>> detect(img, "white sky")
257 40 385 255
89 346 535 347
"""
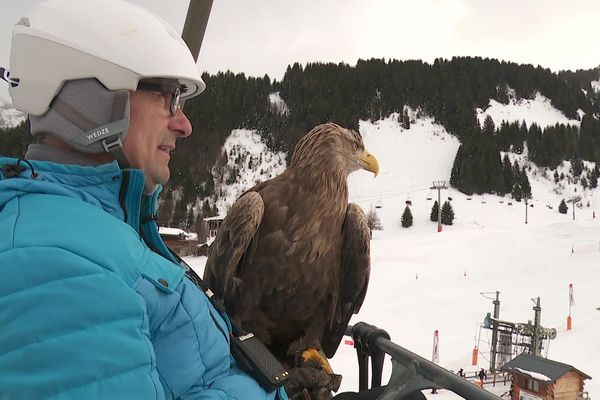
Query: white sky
2 0 600 103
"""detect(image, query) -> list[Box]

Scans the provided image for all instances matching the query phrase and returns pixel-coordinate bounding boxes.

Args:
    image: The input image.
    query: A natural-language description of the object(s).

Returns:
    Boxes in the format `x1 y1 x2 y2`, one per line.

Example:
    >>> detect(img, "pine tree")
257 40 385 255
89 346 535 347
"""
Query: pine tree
186 207 196 229
172 199 188 228
512 183 523 202
502 154 514 193
430 201 440 222
559 199 568 214
520 167 532 199
483 115 496 135
401 206 413 228
401 108 411 130
158 197 174 227
441 201 455 225
572 159 584 177
590 173 598 189
366 206 384 235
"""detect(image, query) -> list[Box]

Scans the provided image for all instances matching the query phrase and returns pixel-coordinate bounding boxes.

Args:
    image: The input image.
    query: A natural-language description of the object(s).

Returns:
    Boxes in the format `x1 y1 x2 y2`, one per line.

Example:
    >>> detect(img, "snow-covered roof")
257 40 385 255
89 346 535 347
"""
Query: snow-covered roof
159 227 187 236
159 227 199 240
203 216 225 222
501 353 591 382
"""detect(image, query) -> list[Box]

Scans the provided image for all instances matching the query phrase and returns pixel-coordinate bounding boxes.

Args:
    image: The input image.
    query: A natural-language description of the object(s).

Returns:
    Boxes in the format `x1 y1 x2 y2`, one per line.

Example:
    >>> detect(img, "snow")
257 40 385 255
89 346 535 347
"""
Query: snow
591 80 600 94
0 100 26 129
269 91 289 115
158 226 195 239
213 128 287 214
183 98 599 399
476 92 580 129
159 227 187 236
513 368 551 382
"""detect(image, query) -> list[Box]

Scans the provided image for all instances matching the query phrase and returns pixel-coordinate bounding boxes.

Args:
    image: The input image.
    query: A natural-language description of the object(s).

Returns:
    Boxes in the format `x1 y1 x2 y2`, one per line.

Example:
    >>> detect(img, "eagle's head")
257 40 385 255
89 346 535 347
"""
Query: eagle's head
290 122 379 177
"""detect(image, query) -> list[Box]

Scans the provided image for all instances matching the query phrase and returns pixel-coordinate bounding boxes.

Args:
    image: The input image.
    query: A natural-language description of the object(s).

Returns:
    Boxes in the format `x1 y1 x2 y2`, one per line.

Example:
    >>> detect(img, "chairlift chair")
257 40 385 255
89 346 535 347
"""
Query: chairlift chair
375 195 383 209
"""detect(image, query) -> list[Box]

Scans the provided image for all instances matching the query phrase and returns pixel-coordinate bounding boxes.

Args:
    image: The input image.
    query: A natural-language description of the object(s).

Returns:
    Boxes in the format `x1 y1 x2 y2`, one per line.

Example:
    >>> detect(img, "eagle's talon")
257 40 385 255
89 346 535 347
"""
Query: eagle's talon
301 348 334 375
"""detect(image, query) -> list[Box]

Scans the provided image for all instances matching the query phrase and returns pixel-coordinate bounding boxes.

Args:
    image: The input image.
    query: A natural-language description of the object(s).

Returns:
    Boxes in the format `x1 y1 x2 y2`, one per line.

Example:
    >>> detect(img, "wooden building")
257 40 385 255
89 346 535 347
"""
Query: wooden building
158 227 198 257
501 353 591 400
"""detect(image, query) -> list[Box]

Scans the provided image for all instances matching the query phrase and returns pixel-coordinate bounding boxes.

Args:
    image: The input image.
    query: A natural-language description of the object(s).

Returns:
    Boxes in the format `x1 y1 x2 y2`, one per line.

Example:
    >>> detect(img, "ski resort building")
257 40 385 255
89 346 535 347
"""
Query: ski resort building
501 353 591 400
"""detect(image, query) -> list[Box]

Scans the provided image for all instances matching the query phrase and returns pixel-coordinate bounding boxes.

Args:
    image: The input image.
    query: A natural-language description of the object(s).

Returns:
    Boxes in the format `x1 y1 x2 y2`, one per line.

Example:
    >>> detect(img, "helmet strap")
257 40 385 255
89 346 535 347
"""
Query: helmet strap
102 136 130 168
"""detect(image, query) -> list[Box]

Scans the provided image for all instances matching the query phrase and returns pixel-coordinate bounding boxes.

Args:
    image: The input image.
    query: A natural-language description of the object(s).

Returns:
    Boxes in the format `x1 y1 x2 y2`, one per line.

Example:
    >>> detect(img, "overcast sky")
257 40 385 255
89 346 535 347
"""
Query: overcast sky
2 0 600 104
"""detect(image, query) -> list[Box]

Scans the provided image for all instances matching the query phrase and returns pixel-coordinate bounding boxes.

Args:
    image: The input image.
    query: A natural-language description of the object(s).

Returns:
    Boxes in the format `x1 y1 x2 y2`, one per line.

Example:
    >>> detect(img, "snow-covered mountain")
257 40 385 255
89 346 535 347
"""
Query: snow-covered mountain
187 93 599 399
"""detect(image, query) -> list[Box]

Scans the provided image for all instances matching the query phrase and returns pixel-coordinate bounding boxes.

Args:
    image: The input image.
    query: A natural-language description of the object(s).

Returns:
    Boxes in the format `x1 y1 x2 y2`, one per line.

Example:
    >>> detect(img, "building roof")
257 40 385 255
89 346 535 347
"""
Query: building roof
501 353 592 383
158 227 197 240
203 215 224 222
159 227 187 236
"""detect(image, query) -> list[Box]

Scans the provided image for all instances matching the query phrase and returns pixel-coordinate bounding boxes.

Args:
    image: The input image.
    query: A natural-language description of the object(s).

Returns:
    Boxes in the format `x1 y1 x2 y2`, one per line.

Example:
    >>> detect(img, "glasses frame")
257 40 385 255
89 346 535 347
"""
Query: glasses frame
137 81 182 116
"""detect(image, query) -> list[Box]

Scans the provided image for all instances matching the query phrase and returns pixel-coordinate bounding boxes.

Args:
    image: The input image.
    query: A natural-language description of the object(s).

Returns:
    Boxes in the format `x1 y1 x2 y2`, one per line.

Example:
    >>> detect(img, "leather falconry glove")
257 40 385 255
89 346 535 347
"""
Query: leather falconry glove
284 367 342 400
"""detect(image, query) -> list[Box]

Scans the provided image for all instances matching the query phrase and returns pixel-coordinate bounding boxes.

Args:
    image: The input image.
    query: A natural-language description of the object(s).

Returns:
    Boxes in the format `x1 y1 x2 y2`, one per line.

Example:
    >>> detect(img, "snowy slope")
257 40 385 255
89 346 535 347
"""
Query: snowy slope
212 128 286 215
476 91 581 129
185 98 600 399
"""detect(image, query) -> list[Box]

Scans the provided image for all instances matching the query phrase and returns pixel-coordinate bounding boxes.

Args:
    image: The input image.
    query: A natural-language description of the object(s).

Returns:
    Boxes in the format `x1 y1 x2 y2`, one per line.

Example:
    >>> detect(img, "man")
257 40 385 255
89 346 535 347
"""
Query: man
0 1 426 399
0 1 285 399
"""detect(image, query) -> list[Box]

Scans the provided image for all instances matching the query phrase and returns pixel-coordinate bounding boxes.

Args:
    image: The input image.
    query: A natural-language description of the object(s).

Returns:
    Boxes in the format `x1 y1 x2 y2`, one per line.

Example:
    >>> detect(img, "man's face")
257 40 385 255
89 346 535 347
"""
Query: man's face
123 83 192 191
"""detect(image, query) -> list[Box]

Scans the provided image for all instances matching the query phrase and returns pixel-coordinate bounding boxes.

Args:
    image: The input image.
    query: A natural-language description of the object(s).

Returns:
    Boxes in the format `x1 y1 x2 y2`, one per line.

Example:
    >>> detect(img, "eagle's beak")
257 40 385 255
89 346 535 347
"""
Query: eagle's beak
358 150 379 177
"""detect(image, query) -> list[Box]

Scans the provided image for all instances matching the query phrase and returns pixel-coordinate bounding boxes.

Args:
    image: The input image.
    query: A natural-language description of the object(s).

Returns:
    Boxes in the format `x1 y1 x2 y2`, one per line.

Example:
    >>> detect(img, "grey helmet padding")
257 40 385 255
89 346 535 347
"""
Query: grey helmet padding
29 78 129 154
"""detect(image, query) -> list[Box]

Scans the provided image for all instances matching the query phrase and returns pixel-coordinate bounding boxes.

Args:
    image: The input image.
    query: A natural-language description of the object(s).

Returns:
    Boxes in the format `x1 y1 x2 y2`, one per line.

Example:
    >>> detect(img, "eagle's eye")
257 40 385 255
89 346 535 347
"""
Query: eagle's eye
352 143 358 151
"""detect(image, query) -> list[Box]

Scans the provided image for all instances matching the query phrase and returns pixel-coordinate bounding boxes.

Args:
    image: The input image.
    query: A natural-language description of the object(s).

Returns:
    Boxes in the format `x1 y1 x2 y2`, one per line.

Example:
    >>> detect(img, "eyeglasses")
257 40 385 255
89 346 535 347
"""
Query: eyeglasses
137 81 182 116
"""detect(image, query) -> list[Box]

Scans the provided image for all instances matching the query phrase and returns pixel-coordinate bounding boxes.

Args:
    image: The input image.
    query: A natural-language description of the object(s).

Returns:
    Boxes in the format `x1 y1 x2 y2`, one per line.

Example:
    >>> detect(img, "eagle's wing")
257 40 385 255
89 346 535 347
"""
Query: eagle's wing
203 191 264 308
322 203 371 358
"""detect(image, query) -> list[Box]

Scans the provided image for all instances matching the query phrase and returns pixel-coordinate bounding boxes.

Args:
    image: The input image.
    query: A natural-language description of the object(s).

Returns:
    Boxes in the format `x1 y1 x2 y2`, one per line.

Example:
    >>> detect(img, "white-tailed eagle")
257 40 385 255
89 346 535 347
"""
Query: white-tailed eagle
203 122 379 380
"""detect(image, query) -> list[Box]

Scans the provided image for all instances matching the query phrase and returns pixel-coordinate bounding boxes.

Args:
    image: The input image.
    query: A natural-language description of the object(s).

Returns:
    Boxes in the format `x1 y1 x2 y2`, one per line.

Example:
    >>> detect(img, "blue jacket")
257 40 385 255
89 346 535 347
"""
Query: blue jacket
0 157 286 400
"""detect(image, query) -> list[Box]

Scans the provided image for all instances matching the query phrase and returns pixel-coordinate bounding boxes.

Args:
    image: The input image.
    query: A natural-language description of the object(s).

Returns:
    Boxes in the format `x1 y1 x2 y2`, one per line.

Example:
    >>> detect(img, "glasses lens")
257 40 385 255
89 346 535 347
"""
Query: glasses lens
170 87 181 116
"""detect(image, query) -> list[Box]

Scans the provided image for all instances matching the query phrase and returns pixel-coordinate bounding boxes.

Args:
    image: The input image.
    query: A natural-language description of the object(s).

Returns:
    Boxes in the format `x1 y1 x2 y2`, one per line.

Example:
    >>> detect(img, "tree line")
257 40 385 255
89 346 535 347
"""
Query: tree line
1 56 599 227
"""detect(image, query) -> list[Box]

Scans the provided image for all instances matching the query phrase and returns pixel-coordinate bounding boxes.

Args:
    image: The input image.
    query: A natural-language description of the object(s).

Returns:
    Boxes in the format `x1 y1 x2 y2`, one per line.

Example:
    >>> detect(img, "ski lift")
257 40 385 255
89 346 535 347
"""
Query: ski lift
466 197 472 201
426 191 433 201
447 189 453 201
375 195 383 209
507 202 513 206
499 200 504 204
481 196 487 204
405 193 412 206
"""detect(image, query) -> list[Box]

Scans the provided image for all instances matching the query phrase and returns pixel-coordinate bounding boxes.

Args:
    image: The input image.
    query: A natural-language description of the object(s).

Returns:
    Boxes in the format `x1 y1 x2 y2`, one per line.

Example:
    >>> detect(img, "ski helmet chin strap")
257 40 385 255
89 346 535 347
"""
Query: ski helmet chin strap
29 78 132 168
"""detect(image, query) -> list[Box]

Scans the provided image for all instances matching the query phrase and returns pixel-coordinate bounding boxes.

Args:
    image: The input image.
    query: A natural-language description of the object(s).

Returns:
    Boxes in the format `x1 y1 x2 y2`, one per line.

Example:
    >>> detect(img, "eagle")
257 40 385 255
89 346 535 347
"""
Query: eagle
203 122 379 379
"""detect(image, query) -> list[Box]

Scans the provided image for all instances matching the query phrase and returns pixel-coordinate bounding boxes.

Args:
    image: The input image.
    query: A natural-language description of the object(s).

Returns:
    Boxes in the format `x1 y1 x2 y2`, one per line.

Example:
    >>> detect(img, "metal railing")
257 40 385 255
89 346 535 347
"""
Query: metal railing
345 322 504 400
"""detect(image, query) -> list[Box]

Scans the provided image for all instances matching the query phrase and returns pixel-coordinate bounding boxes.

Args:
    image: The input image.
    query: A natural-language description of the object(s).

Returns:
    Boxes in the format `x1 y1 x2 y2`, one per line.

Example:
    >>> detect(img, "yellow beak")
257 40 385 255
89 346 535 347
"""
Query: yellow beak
358 150 379 177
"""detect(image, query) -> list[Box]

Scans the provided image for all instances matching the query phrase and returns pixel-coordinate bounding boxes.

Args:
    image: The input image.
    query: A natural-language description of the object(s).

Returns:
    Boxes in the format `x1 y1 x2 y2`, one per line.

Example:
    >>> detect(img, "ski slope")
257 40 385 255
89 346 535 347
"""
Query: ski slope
185 96 599 399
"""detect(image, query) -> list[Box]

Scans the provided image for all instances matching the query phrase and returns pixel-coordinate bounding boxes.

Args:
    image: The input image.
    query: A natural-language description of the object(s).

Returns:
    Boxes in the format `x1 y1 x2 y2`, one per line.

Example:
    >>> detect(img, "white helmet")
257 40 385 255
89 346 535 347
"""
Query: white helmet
8 0 205 116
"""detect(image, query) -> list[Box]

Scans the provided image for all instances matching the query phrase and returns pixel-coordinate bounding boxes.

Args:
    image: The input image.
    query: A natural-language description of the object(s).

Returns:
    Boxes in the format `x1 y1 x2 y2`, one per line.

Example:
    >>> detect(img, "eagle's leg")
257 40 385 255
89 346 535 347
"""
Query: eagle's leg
300 347 334 374
288 337 338 376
